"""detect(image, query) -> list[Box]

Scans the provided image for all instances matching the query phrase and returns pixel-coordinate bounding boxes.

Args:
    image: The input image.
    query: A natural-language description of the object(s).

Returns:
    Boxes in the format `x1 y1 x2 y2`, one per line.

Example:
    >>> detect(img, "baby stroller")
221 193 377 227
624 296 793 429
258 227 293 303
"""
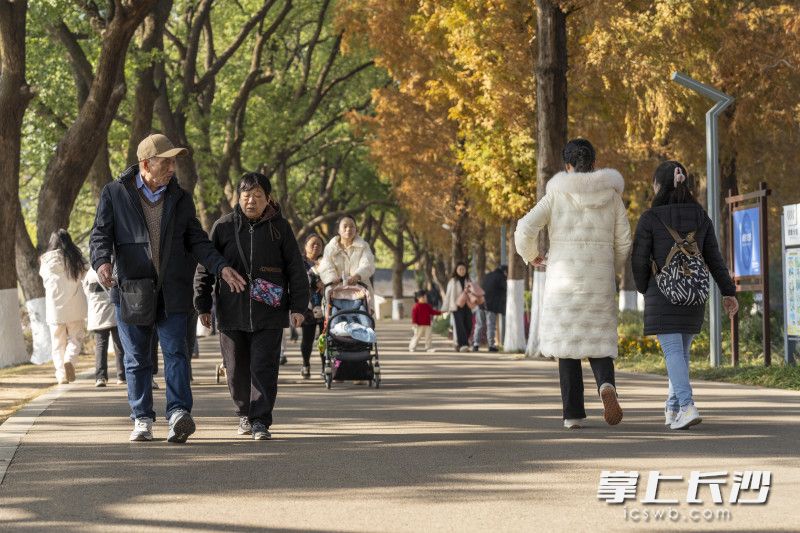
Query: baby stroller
321 283 381 389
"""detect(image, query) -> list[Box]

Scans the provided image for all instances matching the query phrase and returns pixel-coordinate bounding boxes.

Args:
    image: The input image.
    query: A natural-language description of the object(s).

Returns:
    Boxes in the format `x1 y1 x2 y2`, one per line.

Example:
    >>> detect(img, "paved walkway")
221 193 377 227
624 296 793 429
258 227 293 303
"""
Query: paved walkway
0 321 798 531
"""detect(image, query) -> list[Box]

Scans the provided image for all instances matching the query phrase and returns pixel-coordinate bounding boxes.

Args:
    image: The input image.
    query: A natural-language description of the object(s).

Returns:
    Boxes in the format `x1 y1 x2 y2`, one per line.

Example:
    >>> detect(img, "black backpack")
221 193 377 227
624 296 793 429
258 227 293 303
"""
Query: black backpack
651 218 710 306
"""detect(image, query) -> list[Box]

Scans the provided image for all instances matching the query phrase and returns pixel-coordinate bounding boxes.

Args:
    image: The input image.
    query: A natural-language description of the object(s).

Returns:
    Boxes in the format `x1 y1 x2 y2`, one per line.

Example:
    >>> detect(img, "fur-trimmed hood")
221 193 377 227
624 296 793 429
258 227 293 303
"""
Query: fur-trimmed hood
546 168 624 208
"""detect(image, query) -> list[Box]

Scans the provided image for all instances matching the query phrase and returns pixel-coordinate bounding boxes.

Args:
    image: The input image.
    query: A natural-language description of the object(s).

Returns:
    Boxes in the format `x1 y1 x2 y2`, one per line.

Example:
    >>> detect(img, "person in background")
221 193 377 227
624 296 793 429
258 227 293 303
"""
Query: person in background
409 290 442 352
39 229 88 385
631 161 738 430
443 262 473 352
426 280 442 310
481 265 507 352
300 233 325 379
83 267 125 386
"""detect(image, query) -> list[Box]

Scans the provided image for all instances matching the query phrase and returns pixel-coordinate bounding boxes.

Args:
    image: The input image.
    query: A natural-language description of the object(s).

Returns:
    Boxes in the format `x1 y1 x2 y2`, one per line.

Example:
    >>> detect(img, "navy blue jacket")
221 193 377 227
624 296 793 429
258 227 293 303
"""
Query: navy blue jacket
89 165 227 314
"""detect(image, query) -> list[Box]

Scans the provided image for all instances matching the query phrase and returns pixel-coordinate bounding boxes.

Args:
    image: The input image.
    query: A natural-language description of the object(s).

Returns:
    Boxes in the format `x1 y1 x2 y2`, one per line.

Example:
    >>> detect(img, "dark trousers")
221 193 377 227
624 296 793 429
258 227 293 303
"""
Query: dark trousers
219 328 282 427
301 321 324 369
558 357 616 420
453 306 472 348
95 327 125 381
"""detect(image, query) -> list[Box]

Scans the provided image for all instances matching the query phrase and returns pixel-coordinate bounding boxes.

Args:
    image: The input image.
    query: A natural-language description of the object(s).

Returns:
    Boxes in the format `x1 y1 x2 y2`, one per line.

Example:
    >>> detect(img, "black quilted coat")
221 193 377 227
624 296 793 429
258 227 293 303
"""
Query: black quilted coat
631 203 736 336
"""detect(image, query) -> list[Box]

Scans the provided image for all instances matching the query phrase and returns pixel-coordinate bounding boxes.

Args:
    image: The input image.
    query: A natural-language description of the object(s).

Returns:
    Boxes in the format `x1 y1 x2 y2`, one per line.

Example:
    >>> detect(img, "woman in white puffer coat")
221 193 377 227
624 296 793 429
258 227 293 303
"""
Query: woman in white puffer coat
318 215 376 300
38 229 88 384
515 139 632 430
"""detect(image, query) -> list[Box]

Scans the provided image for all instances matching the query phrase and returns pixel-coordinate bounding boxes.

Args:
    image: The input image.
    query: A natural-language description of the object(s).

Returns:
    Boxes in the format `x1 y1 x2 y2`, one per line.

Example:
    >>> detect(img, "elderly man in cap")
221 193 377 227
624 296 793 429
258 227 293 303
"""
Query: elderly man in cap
90 133 246 443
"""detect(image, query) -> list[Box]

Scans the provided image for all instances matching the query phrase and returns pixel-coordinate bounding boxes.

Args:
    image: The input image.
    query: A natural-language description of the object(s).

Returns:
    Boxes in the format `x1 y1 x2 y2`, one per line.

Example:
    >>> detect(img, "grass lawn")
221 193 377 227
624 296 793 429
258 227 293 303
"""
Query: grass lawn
614 352 800 390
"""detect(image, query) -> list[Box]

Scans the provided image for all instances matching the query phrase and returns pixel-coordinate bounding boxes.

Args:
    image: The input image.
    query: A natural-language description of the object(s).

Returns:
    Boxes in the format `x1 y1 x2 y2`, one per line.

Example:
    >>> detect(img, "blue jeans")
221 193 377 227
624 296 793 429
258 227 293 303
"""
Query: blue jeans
471 308 485 347
657 333 695 410
485 311 499 349
116 306 192 421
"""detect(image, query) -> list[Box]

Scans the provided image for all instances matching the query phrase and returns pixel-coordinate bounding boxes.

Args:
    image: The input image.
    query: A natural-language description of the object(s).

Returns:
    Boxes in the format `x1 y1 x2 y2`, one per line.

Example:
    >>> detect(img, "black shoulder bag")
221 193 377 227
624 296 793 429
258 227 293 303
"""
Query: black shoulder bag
118 215 175 325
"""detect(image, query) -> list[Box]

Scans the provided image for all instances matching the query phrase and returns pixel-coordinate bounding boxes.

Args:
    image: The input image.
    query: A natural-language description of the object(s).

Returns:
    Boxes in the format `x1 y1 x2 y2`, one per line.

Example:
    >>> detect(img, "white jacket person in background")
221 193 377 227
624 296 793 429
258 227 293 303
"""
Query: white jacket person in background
39 229 88 384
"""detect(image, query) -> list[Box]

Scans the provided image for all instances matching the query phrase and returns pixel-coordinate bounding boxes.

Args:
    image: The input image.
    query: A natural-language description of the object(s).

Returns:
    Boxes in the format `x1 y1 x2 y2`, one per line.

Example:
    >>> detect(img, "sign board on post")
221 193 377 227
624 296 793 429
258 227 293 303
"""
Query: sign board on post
784 203 800 247
785 249 800 338
733 207 761 277
782 203 800 365
726 183 772 367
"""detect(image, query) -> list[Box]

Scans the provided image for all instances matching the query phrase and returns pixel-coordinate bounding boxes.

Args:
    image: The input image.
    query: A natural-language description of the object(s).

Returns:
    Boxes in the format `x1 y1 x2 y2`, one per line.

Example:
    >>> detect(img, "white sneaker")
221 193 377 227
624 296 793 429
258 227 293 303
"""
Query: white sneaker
564 418 586 429
167 409 196 443
95 378 107 388
130 418 153 441
670 404 702 430
664 406 678 426
458 346 470 352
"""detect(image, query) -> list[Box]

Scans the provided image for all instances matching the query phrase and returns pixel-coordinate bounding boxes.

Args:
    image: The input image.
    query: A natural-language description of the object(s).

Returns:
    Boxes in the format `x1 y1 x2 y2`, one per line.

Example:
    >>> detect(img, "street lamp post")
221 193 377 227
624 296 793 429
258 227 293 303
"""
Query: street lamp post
671 71 734 367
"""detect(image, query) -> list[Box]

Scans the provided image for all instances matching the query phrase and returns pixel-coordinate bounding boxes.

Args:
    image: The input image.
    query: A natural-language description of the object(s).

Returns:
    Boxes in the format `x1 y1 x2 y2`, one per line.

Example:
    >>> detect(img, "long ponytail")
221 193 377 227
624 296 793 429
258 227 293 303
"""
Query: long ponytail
46 229 87 281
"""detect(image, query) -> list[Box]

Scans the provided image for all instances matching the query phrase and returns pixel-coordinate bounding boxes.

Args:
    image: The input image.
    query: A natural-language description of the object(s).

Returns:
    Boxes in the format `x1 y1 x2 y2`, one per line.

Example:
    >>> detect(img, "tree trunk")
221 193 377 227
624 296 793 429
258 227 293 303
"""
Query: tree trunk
0 0 32 366
126 0 172 165
472 221 486 285
391 229 405 320
433 253 449 295
527 0 568 357
89 138 113 201
34 2 157 252
618 256 640 312
504 220 527 352
15 200 50 363
720 136 738 274
421 250 434 288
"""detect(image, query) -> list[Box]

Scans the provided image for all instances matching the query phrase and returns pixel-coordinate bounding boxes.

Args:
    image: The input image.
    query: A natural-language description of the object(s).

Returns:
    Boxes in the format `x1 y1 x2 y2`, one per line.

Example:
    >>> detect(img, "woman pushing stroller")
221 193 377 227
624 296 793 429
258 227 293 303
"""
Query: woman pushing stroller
318 215 378 385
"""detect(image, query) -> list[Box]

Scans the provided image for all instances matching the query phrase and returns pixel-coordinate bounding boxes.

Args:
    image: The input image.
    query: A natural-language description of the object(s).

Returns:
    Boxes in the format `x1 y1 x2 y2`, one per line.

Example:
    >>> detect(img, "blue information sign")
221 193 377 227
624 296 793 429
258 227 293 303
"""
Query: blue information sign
733 207 761 277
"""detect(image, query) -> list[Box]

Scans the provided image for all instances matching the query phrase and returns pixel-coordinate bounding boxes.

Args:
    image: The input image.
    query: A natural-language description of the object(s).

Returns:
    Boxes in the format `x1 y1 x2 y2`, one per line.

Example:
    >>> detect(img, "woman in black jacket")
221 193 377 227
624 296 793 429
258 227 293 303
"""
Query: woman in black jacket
300 233 325 379
195 172 309 440
631 161 738 430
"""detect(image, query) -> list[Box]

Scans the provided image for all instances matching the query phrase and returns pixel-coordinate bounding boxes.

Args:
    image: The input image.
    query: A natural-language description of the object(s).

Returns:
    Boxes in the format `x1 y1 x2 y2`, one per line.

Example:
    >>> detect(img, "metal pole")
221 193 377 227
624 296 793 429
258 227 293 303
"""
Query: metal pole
671 72 734 367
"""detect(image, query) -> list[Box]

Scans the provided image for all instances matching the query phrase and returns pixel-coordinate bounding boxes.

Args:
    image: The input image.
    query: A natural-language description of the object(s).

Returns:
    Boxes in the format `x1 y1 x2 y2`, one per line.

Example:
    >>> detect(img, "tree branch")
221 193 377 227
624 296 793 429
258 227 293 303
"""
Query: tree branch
193 0 284 93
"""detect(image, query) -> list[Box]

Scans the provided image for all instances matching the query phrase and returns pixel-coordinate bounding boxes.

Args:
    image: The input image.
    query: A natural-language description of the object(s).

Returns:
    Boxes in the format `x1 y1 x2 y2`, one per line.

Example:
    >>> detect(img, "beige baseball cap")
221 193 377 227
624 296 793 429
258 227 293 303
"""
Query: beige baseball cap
136 133 188 162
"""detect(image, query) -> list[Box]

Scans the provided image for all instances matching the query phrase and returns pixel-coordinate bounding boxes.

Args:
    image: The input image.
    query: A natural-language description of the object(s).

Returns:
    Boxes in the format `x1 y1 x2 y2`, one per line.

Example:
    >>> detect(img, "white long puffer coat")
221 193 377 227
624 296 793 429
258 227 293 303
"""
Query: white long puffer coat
515 168 632 359
38 250 88 326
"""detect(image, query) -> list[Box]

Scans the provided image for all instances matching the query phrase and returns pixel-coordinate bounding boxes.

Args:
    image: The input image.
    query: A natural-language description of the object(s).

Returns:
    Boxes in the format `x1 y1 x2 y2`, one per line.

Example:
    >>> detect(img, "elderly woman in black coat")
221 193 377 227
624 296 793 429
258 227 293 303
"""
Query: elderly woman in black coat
195 172 309 440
